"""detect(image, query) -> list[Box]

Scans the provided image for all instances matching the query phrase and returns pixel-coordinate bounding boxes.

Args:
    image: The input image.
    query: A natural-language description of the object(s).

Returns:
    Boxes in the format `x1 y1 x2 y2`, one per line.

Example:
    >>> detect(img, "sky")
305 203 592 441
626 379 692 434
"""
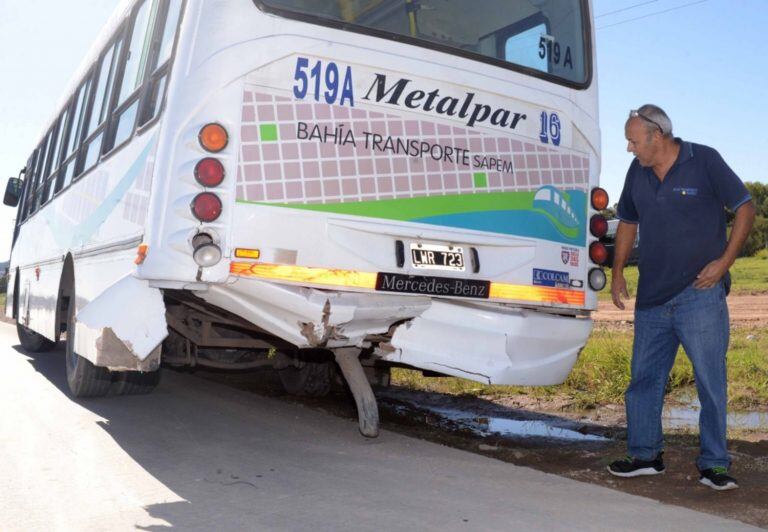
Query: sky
0 0 766 261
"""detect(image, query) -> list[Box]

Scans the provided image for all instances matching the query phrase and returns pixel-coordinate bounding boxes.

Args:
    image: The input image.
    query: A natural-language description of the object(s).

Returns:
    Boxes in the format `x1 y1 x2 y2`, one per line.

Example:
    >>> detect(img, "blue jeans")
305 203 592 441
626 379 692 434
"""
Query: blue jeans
626 282 730 470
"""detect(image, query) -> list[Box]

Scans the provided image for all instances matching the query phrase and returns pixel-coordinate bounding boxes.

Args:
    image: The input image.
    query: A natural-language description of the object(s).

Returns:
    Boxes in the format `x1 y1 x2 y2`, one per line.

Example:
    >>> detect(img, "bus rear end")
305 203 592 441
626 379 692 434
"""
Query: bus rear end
141 0 607 417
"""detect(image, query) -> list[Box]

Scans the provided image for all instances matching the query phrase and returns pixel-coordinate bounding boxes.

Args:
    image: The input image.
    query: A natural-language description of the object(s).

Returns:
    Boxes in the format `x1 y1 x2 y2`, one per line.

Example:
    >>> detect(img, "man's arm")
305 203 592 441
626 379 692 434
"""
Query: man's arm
694 200 756 289
610 221 638 310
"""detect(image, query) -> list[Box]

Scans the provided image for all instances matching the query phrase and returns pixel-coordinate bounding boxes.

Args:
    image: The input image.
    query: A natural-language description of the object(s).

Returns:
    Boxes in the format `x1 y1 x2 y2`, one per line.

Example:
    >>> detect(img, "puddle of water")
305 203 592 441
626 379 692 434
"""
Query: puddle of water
663 406 768 431
426 406 611 442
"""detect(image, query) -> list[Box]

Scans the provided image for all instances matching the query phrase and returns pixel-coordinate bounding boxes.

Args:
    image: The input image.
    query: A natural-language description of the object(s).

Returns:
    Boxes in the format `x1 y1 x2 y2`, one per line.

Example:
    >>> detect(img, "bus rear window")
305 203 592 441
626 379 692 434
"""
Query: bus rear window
255 0 589 86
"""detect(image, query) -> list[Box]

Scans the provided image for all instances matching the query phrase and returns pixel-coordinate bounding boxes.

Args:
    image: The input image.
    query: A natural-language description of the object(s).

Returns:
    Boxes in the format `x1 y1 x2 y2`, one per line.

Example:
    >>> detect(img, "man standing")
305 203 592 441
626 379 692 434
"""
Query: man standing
607 104 755 491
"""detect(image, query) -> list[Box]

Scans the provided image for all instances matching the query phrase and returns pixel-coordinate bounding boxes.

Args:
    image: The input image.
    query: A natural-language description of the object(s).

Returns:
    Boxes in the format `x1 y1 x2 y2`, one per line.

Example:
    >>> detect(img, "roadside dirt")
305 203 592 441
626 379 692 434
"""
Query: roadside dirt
594 294 768 327
201 369 768 529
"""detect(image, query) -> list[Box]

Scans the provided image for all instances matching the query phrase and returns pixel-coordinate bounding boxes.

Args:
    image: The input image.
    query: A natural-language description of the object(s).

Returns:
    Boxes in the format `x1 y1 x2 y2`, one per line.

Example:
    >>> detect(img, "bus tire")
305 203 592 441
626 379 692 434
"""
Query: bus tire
278 362 333 397
113 370 161 395
16 322 56 352
65 288 111 398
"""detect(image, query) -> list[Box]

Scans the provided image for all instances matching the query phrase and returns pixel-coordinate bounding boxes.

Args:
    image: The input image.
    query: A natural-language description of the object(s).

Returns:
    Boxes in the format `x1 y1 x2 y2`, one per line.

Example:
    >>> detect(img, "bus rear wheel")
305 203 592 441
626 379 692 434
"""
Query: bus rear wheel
65 288 111 398
16 322 56 352
278 361 334 397
113 370 161 395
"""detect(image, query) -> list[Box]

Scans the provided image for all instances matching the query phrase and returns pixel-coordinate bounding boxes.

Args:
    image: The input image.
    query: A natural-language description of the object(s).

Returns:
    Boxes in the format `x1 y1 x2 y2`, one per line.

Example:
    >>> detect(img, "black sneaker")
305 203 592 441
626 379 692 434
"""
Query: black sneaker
607 452 665 477
699 467 739 491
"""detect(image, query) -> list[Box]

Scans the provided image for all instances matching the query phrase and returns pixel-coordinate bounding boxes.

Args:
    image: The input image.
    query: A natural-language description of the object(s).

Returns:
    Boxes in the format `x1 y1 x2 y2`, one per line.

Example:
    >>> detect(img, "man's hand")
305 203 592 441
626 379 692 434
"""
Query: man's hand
611 272 630 310
694 257 730 289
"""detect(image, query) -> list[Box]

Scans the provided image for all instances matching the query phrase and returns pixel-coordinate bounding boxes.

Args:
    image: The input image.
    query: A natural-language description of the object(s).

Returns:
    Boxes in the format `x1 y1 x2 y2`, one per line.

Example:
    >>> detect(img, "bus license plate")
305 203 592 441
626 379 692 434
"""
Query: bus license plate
410 243 465 271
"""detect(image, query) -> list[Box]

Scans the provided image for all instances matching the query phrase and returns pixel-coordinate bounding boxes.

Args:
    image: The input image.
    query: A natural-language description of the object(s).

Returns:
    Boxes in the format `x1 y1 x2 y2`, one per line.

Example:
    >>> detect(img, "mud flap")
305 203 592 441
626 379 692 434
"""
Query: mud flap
75 275 168 371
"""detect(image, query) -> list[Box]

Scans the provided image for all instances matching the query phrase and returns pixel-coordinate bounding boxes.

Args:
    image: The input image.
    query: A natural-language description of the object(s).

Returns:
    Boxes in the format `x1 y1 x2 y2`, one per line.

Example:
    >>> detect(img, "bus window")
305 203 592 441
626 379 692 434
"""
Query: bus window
19 150 38 222
156 0 182 66
503 20 548 73
139 0 183 127
38 120 61 207
81 38 123 174
109 0 158 151
27 134 50 215
59 78 92 190
117 0 154 105
256 0 588 85
42 106 70 204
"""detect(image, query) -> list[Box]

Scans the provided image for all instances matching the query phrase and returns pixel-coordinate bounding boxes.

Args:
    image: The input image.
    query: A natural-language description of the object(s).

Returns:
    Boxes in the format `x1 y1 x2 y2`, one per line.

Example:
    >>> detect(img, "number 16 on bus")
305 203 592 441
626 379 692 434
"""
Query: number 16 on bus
539 111 561 146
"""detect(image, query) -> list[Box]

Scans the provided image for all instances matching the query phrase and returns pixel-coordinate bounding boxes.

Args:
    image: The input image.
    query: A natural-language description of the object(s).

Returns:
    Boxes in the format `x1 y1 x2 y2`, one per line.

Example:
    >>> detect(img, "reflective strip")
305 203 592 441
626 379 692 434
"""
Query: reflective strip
230 262 584 305
488 282 585 305
230 261 377 289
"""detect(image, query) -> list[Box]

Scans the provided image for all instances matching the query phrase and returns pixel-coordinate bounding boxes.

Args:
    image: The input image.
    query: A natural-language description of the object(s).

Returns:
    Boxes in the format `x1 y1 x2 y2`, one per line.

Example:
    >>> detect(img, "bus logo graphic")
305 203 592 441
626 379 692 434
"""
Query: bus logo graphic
532 185 581 239
532 268 570 288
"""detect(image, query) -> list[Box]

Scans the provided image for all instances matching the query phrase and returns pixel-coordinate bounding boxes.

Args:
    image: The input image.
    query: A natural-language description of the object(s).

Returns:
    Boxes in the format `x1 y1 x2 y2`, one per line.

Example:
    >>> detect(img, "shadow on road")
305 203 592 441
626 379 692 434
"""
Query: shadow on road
18 342 349 530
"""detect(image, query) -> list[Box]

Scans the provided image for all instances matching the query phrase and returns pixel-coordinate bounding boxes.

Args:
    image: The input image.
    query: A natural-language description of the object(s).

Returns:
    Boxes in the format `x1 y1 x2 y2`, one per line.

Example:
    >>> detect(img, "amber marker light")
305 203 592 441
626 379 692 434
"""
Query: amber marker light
591 187 609 210
235 248 261 259
134 243 149 265
199 123 228 153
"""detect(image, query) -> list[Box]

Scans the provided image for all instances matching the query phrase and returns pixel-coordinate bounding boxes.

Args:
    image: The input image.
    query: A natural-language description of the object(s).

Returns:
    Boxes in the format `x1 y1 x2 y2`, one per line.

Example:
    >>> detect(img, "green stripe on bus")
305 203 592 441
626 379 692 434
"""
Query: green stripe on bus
236 191 536 220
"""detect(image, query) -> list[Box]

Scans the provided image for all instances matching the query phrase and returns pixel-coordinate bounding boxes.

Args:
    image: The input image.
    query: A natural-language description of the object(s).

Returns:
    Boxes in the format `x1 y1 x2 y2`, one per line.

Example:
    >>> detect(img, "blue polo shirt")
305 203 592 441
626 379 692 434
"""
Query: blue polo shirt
616 139 751 309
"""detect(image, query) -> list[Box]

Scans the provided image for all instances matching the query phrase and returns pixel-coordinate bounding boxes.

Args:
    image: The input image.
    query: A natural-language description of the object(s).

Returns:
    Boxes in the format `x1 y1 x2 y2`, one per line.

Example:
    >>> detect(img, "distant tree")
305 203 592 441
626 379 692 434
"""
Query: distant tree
600 205 617 220
741 215 768 257
729 182 768 256
744 182 768 218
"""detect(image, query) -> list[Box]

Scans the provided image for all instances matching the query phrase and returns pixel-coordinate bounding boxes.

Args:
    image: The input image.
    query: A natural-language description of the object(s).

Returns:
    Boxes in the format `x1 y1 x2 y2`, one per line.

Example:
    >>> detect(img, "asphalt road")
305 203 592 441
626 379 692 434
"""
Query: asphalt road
0 322 760 531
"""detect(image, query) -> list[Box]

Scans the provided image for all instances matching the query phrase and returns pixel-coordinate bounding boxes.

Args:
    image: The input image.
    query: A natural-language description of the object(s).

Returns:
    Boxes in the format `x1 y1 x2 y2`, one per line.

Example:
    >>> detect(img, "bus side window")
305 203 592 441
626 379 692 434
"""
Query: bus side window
42 105 71 205
107 0 158 152
139 0 183 127
19 150 38 223
38 120 60 207
50 101 74 197
79 36 124 176
27 134 50 216
59 77 92 191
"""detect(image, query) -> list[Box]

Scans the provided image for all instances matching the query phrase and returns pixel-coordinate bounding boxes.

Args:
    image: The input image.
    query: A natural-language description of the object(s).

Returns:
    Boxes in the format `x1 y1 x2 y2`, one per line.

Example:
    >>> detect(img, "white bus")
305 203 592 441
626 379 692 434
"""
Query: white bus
4 0 609 436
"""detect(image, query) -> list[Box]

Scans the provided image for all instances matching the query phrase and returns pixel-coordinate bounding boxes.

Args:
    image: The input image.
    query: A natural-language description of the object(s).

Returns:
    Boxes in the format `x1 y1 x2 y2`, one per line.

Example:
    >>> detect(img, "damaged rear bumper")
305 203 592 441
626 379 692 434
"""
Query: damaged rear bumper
378 300 593 385
199 278 592 386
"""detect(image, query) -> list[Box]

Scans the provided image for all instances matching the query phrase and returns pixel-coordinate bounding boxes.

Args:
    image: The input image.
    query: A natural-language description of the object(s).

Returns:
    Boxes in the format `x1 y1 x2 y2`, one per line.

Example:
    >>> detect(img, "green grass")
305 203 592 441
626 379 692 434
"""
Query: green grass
391 326 768 410
0 293 6 310
598 250 768 300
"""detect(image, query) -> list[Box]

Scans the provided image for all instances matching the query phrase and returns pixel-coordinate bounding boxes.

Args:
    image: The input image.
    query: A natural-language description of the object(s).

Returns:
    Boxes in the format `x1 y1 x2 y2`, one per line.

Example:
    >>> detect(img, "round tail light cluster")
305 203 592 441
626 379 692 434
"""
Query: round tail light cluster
191 192 222 223
590 214 608 238
588 268 607 291
589 241 608 265
591 187 609 210
199 123 228 153
195 158 225 187
190 123 228 267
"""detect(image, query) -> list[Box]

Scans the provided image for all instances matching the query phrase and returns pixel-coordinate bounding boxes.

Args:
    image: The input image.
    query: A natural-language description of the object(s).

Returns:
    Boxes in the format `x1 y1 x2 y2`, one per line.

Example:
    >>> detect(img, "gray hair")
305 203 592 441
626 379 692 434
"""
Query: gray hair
630 104 673 138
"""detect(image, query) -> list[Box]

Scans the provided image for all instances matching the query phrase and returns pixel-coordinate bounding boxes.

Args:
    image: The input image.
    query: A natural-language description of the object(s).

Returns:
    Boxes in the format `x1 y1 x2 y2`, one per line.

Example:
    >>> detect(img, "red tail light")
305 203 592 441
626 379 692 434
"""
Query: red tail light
195 158 225 187
591 187 609 210
191 192 222 222
589 241 608 265
590 215 608 238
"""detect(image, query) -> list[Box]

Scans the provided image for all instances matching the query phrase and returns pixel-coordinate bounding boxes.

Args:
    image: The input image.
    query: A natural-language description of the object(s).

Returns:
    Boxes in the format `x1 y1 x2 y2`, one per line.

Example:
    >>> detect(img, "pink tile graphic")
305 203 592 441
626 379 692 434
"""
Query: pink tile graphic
237 89 591 205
